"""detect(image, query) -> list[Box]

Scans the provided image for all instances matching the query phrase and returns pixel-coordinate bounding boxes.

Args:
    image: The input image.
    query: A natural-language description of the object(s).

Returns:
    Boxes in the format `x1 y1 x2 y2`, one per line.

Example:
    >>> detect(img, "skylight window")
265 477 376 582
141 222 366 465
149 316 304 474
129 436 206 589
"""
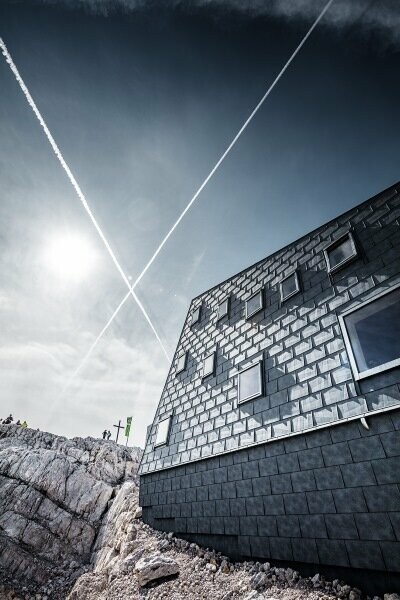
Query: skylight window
245 290 264 319
324 232 358 274
280 271 300 302
339 285 400 380
217 298 230 320
154 416 172 447
176 351 188 374
203 352 216 379
191 305 201 326
238 361 263 404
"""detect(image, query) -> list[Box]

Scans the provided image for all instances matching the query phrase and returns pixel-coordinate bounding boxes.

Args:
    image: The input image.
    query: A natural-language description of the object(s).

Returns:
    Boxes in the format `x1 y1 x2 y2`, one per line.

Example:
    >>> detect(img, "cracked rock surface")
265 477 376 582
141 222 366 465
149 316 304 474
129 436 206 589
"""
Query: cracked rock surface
0 424 141 597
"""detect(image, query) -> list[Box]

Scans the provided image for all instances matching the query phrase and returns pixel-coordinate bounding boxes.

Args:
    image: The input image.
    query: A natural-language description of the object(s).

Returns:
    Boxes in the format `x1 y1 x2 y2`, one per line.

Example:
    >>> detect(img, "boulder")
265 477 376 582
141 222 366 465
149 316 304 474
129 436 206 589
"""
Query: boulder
134 552 179 586
134 506 142 519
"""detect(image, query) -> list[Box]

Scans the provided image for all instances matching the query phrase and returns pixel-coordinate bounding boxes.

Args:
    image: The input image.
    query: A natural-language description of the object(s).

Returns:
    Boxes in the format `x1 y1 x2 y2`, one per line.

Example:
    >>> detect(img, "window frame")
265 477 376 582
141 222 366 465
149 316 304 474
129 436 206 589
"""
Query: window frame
338 283 400 381
245 289 264 319
323 231 358 275
176 350 188 375
238 360 264 404
202 351 216 379
217 297 230 321
280 270 301 303
191 305 202 327
153 415 172 448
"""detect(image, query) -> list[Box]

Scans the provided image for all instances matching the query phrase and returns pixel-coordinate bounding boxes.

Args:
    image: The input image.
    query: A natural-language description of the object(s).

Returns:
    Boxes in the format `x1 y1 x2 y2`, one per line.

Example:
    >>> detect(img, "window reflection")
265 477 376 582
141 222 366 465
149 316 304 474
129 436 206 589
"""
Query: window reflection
325 232 357 273
341 286 400 379
281 272 299 301
246 290 263 319
238 362 263 403
154 416 171 447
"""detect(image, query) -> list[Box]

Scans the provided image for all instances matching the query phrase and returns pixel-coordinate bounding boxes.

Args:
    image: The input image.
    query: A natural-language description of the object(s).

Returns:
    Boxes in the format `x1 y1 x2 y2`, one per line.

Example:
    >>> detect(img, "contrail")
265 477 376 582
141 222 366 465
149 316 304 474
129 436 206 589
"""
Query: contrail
0 37 170 362
71 290 132 380
72 0 335 374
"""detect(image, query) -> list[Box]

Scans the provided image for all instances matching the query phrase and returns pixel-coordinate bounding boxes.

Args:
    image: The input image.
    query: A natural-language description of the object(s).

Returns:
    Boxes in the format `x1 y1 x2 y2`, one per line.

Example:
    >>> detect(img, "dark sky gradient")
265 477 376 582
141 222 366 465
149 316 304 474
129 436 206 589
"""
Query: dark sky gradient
0 1 399 444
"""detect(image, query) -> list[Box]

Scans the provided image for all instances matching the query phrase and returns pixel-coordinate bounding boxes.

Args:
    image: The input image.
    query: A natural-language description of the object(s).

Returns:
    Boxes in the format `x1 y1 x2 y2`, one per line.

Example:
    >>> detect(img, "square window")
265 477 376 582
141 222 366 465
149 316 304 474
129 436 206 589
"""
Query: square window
217 298 230 320
280 271 300 302
324 232 358 274
176 351 188 374
191 305 201 326
238 361 263 404
339 285 400 380
154 416 172 447
246 290 264 319
203 352 216 379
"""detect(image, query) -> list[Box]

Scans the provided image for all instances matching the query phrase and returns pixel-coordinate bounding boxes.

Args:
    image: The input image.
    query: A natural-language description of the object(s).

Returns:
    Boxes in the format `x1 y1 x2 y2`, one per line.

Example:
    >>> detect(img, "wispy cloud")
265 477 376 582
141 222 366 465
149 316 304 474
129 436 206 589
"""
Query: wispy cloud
40 0 400 46
0 336 168 446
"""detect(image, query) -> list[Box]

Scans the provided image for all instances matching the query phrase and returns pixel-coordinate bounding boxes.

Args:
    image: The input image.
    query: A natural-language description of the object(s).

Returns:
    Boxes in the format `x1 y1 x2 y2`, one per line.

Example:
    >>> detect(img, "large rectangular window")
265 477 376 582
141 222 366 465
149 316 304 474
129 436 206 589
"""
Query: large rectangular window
217 298 230 321
324 232 358 274
191 305 201 326
246 290 264 319
339 285 400 380
238 361 263 403
280 271 300 302
202 352 216 379
176 351 188 374
154 416 172 447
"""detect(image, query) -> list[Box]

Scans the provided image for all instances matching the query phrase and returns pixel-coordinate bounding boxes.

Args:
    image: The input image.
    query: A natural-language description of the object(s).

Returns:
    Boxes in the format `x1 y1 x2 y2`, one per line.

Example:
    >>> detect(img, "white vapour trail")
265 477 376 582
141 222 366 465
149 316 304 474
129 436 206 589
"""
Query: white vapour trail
70 290 132 381
71 0 335 375
0 38 170 363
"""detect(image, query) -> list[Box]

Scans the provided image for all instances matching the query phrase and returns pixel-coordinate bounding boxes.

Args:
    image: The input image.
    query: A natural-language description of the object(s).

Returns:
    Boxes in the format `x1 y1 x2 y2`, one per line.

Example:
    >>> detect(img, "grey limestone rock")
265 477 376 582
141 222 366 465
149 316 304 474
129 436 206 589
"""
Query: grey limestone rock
0 424 141 587
134 552 179 586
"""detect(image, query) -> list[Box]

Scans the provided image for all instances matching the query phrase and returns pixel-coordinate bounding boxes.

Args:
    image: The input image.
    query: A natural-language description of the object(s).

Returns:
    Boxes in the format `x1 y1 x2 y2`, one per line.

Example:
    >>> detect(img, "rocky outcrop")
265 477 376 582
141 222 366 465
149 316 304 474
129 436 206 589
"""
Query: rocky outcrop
0 424 141 594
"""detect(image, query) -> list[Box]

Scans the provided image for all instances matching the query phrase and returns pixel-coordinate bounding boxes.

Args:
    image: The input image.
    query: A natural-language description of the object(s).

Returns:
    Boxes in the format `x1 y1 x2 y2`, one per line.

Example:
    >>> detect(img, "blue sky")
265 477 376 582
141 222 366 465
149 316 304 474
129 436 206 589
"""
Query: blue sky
0 0 399 446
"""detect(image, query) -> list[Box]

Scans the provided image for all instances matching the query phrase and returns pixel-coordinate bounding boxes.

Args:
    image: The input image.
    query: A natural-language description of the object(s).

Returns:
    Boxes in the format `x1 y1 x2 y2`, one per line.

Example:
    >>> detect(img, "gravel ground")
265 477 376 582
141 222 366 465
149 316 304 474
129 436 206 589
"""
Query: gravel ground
67 519 375 600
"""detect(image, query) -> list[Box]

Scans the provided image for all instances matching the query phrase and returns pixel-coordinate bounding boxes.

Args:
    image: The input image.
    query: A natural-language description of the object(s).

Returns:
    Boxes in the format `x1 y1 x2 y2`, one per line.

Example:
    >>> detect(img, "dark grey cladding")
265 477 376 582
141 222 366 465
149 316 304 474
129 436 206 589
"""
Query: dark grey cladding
140 410 400 594
139 182 400 593
139 182 400 474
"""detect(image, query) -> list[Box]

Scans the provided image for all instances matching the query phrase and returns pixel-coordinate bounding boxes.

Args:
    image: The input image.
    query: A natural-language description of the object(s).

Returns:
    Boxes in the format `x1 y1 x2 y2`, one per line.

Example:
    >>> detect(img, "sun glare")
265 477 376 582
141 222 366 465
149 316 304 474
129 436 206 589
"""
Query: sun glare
44 234 97 282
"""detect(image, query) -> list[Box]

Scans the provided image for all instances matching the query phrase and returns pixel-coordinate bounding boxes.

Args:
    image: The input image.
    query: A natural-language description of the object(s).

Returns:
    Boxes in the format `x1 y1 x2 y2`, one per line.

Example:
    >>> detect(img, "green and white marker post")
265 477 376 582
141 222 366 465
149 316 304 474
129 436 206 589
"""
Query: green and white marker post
125 417 132 447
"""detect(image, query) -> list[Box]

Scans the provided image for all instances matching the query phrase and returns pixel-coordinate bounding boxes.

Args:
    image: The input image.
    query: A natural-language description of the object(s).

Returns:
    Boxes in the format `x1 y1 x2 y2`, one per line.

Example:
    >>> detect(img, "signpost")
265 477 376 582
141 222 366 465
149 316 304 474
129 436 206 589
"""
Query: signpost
125 416 132 447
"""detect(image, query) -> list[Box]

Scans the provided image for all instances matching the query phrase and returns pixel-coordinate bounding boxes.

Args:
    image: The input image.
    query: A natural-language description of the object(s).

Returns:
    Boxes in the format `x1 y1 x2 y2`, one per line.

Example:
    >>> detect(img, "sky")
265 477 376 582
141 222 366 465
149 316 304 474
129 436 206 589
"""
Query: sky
0 0 399 447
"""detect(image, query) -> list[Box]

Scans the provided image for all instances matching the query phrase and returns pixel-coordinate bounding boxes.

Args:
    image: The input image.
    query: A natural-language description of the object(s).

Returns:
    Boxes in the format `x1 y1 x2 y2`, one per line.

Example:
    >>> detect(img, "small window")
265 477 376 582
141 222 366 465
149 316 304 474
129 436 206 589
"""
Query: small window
202 352 216 379
176 351 188 374
246 290 264 319
324 232 358 274
238 361 263 403
217 298 230 320
191 305 201 326
280 271 300 302
339 285 400 380
154 416 172 447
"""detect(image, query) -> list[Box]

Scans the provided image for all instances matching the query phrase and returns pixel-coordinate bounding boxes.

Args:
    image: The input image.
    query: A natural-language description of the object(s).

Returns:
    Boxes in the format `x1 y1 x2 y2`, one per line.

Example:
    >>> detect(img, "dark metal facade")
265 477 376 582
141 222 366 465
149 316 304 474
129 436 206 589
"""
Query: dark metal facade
139 182 400 593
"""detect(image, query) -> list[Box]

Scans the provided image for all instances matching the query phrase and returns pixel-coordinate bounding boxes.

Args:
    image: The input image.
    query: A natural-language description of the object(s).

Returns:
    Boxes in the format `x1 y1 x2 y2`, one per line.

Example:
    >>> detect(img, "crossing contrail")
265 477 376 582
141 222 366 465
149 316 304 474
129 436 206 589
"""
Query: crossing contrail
0 37 170 363
71 0 335 375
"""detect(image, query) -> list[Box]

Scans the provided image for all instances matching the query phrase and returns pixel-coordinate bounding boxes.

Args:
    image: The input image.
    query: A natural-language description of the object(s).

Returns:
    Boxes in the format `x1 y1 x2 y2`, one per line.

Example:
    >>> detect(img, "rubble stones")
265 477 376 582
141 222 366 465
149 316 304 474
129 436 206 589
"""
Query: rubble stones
134 552 180 586
133 506 142 519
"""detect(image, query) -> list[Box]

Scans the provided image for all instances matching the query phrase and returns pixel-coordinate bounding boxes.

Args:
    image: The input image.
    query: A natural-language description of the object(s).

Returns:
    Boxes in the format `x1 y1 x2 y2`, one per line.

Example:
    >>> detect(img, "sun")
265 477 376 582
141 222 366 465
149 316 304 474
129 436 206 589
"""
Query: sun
43 233 98 282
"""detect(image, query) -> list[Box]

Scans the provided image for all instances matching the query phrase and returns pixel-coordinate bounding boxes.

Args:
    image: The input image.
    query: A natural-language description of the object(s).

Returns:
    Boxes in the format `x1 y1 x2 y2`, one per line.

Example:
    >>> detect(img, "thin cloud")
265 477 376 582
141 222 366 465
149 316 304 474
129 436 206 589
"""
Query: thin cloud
39 0 400 46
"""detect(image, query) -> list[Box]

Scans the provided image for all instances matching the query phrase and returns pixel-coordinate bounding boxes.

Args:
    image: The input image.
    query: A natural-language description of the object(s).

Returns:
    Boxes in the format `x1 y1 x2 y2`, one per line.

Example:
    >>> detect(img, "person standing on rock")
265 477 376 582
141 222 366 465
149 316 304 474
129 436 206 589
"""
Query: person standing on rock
107 430 112 440
102 429 108 439
21 420 28 428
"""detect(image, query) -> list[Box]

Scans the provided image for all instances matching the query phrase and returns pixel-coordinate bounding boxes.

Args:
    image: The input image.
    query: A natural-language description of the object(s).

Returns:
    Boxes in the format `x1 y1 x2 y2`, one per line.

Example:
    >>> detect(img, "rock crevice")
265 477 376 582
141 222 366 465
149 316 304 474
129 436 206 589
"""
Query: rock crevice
0 424 141 594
